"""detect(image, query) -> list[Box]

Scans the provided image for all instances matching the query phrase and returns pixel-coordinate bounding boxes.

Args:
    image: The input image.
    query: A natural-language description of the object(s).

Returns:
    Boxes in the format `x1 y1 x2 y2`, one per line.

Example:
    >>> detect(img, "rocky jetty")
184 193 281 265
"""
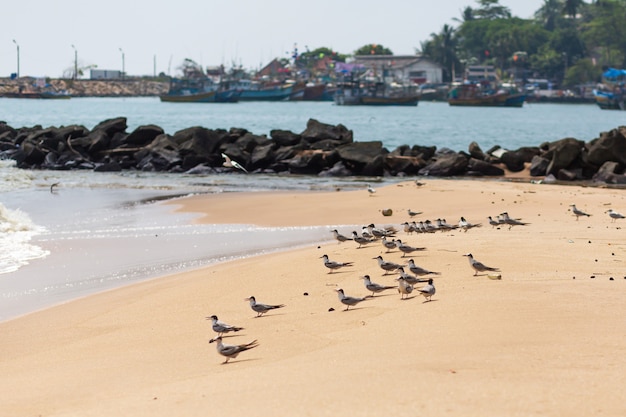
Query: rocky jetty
1 117 626 184
0 78 168 97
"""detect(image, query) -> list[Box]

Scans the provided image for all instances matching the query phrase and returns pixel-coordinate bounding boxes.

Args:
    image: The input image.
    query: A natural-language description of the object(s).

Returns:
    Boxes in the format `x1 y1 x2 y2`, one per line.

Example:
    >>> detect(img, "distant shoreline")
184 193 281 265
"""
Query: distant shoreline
0 77 169 97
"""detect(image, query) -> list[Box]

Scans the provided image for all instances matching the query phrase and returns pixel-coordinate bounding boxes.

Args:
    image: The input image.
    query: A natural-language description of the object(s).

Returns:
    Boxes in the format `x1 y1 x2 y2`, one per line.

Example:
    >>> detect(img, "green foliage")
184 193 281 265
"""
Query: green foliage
353 44 393 56
564 58 602 86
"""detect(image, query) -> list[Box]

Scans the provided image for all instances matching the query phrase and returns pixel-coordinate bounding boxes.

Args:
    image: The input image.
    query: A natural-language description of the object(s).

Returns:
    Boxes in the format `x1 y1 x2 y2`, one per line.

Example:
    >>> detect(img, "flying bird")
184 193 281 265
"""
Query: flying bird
221 153 248 173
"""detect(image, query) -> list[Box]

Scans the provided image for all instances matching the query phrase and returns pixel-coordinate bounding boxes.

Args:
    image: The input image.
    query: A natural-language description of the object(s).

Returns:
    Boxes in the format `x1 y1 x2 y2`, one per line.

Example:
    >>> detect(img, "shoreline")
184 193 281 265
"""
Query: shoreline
1 178 626 416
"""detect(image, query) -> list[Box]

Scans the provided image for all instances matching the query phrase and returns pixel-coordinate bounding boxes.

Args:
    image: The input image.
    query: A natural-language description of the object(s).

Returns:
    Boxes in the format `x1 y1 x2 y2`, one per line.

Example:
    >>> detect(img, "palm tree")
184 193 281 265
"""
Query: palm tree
423 24 459 82
563 0 584 18
535 0 563 31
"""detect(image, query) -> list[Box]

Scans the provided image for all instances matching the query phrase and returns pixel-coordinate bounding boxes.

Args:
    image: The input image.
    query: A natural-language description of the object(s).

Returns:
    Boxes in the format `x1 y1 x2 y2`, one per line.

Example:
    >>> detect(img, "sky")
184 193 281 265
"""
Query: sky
1 0 545 78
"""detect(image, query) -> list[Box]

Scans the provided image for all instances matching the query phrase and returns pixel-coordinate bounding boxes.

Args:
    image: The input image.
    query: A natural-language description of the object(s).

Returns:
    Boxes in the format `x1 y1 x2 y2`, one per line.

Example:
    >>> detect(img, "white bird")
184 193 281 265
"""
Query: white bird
499 212 528 229
396 266 425 285
206 315 243 336
407 208 422 217
209 336 259 364
320 254 354 273
331 229 353 243
395 239 426 257
367 224 396 239
395 276 414 299
245 296 285 317
221 153 248 173
459 216 482 232
335 288 368 310
407 258 440 276
569 205 591 220
367 184 376 195
373 255 404 275
418 278 436 301
464 253 500 276
487 216 500 228
360 275 396 297
606 209 625 222
381 237 398 252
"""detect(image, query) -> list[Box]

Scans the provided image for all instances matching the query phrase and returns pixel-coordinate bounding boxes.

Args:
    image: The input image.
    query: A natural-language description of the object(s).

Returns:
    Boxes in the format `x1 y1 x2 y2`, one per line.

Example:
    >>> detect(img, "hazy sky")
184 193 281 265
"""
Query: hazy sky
2 0 544 78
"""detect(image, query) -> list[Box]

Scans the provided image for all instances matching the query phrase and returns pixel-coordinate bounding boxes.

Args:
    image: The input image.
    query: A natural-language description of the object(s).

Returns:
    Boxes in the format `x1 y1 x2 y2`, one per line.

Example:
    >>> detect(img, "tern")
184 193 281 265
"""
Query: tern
418 278 436 301
499 212 528 229
245 296 285 317
367 224 396 239
373 255 404 275
331 229 353 243
458 216 482 232
366 184 376 195
335 288 368 310
407 259 440 276
352 231 373 248
395 239 426 257
606 209 625 222
396 267 425 285
320 254 354 273
206 315 243 336
569 205 591 220
209 336 259 364
395 276 414 299
487 216 500 228
407 209 422 217
360 275 396 297
381 237 398 252
221 153 248 173
464 253 500 276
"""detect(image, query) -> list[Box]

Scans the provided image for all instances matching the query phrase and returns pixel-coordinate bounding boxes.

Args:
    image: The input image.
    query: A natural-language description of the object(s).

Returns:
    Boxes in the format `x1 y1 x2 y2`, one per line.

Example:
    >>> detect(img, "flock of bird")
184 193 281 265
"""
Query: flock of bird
206 190 623 364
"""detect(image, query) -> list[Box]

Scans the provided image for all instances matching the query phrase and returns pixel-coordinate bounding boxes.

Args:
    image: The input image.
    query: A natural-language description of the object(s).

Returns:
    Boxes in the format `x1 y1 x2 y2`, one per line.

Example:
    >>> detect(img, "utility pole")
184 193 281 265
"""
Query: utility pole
12 39 20 78
119 47 125 79
71 44 78 80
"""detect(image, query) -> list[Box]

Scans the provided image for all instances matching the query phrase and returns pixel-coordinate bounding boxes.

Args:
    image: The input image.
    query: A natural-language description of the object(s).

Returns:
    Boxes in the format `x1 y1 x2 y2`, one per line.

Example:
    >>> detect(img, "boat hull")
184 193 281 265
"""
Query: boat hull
238 85 293 101
159 89 240 103
593 90 624 110
449 93 525 107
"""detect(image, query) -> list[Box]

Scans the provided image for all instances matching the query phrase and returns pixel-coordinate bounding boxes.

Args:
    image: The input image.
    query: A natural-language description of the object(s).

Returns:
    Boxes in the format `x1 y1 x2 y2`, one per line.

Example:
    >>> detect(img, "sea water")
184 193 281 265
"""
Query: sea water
1 98 624 321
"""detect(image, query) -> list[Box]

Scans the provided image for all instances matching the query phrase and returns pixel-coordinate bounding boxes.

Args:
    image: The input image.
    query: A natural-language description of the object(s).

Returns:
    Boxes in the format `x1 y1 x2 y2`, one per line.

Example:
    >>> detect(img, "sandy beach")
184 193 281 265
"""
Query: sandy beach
1 178 626 416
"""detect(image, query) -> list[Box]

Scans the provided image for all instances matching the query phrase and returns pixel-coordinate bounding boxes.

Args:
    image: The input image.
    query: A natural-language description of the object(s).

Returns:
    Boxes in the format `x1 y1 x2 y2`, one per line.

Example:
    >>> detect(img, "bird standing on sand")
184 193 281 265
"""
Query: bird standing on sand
395 239 426 257
360 275 396 297
499 212 528 229
335 288 368 310
245 296 285 317
464 253 500 276
418 278 436 301
407 208 422 217
221 153 248 173
373 255 404 275
459 216 482 232
320 254 354 273
395 276 414 299
331 229 353 243
381 237 398 252
569 205 591 220
606 209 625 222
207 315 243 336
367 184 376 195
396 267 424 285
352 231 373 248
407 259 440 276
209 336 259 364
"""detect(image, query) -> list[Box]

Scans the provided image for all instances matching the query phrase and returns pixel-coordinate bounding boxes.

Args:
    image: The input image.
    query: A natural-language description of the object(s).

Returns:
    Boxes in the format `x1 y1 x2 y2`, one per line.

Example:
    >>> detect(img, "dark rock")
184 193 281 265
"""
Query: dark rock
361 154 385 176
592 161 626 184
336 141 385 166
587 127 626 166
467 157 505 176
94 162 122 172
418 153 469 176
557 168 579 181
124 124 164 146
250 143 277 170
544 138 585 175
91 117 128 136
319 161 354 177
286 150 337 174
529 155 549 176
468 142 487 160
500 150 526 172
384 155 426 175
235 133 270 153
301 119 353 144
270 129 302 146
410 145 436 160
86 130 111 154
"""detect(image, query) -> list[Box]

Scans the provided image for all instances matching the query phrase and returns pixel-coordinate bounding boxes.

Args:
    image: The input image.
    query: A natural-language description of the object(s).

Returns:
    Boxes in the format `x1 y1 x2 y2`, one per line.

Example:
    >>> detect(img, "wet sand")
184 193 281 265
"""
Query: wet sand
1 179 626 416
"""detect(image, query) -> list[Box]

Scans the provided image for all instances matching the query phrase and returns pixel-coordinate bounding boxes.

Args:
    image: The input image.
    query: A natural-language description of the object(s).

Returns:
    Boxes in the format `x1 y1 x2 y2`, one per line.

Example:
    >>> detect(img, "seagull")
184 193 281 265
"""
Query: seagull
407 209 422 217
331 229 353 243
418 278 436 301
360 275 396 297
367 184 376 195
464 253 500 276
373 255 404 275
499 212 528 229
395 239 426 257
606 209 625 222
320 254 354 273
569 205 591 220
458 216 482 232
407 259 440 276
351 231 373 248
395 276 414 299
209 336 259 364
206 315 244 336
381 237 398 252
221 153 248 173
335 288 368 311
245 296 285 317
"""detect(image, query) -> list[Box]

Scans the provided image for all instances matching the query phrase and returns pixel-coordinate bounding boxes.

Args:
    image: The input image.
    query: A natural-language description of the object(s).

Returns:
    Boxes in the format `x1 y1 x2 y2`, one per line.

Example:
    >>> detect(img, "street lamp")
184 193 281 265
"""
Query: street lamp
119 47 125 79
71 44 78 80
12 39 20 78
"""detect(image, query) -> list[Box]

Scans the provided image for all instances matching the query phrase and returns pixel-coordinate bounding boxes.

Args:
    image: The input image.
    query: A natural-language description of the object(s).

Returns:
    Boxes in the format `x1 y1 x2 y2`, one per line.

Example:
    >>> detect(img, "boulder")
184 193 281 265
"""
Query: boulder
300 119 353 144
467 157 505 176
286 150 337 174
124 124 164 146
384 155 426 175
468 141 487 160
176 127 226 158
336 141 385 166
319 161 354 177
529 155 549 177
544 138 585 175
91 117 128 136
587 127 626 166
270 129 302 146
419 153 469 176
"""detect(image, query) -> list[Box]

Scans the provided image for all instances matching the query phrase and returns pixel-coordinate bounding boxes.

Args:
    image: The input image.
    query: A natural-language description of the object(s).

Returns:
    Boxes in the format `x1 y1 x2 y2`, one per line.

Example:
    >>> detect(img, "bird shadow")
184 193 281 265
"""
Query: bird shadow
400 295 417 300
220 357 261 365
421 299 439 304
252 312 286 319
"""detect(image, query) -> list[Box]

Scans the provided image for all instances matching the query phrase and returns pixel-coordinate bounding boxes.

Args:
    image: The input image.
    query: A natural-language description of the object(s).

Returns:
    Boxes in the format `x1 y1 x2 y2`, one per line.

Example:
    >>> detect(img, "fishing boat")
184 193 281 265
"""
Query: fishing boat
448 82 525 107
234 79 294 101
334 77 419 106
593 68 625 110
3 91 71 99
159 78 240 103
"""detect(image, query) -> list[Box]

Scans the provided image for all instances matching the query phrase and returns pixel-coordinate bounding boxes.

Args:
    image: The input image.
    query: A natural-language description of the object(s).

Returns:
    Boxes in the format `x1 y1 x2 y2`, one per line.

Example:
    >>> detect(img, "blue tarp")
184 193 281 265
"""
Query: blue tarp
603 68 626 79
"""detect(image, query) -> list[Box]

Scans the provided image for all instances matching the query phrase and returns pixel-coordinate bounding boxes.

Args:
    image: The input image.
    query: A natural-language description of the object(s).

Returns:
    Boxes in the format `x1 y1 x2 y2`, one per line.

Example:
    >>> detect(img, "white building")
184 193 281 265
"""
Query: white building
352 55 443 84
90 69 123 80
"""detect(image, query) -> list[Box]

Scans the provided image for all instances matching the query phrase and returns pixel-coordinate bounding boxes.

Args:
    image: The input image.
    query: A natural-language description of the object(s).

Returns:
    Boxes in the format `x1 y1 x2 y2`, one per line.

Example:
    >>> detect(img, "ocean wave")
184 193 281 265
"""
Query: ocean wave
0 203 49 274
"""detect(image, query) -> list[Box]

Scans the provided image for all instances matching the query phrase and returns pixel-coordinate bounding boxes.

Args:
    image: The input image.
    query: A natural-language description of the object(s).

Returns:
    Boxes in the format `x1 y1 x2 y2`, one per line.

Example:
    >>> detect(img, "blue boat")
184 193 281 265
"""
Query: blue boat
159 78 240 103
593 68 625 110
233 79 294 101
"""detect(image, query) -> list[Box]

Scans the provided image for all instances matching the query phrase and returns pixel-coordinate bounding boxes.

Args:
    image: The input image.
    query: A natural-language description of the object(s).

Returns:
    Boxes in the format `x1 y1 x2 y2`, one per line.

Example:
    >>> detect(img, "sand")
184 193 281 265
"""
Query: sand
1 178 626 416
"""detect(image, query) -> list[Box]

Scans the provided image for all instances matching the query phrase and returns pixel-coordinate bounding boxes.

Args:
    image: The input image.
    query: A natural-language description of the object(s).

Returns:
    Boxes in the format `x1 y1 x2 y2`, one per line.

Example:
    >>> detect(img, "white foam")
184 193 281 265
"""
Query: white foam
0 203 49 274
0 159 35 193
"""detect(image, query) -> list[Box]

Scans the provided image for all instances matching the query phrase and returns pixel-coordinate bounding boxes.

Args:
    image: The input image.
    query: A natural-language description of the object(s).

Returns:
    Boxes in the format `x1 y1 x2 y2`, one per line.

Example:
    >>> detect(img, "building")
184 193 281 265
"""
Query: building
351 55 443 84
90 69 123 80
